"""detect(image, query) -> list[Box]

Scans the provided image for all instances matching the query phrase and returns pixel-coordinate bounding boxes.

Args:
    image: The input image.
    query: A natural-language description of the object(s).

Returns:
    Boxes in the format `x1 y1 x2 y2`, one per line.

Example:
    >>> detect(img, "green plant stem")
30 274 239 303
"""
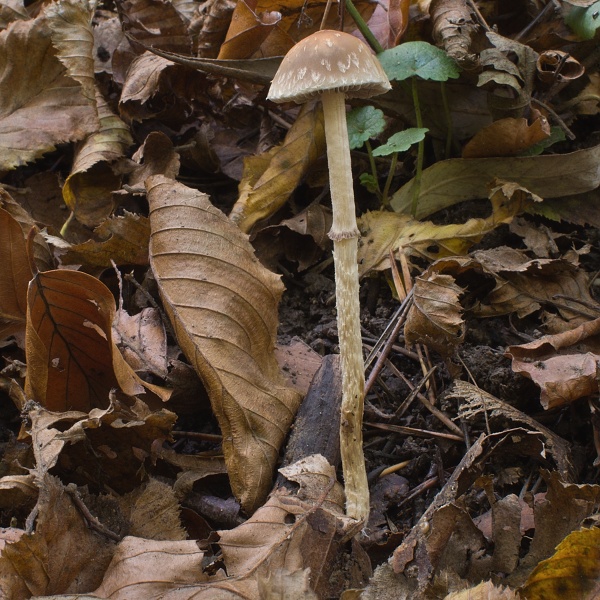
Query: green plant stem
365 140 383 201
410 77 425 217
440 81 453 159
345 0 383 53
381 152 398 208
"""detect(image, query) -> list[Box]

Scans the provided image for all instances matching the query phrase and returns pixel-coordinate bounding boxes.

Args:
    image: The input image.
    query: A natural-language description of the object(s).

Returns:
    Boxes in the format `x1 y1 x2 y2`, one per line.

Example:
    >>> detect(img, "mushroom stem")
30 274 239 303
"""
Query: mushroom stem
322 90 369 521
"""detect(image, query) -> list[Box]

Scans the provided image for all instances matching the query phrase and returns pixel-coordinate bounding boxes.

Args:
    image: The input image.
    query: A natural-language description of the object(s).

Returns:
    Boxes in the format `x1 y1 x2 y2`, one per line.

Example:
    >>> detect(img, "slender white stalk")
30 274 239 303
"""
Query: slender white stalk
321 90 369 521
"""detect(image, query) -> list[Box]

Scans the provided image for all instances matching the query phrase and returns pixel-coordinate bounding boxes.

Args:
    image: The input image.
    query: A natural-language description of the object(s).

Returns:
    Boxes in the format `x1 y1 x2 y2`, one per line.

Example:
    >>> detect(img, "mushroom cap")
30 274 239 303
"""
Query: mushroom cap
267 30 391 104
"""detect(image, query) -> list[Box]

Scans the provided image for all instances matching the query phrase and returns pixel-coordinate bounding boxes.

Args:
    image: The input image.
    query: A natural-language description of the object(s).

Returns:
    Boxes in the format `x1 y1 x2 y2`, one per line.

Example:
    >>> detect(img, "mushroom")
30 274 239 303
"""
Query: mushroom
267 30 390 521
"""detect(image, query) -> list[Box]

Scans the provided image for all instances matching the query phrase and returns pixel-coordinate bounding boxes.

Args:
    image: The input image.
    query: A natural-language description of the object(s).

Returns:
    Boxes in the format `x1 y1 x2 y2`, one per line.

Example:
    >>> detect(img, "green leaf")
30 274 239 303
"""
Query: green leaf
347 106 386 149
378 42 460 82
372 128 428 156
564 1 600 40
359 173 379 194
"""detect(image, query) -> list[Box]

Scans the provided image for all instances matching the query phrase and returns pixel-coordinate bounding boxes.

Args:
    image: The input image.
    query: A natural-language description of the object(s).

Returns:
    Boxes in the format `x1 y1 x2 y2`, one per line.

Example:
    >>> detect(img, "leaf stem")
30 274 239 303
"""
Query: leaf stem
440 81 453 159
410 77 425 217
365 140 383 201
345 0 383 53
381 152 398 208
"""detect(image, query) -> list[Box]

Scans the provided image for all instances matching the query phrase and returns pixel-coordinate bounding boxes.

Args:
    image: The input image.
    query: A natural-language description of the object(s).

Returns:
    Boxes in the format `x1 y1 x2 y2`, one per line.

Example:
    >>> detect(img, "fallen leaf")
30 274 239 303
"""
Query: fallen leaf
390 144 600 218
25 268 170 412
62 87 133 228
0 13 98 170
358 180 529 276
405 272 465 356
0 208 31 341
0 474 114 598
462 117 551 158
146 175 302 513
506 318 600 409
230 101 326 233
520 527 600 599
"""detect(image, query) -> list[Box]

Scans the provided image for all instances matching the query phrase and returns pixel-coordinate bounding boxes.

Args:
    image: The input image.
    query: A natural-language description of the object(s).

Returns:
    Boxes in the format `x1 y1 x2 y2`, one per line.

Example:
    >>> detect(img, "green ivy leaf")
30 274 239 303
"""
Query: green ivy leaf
347 106 386 150
378 41 460 82
372 128 429 156
564 1 600 40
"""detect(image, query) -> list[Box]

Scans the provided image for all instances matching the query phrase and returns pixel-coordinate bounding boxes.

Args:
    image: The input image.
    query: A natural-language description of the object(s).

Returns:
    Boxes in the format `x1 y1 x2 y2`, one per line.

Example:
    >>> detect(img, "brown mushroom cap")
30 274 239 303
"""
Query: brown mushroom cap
267 30 391 104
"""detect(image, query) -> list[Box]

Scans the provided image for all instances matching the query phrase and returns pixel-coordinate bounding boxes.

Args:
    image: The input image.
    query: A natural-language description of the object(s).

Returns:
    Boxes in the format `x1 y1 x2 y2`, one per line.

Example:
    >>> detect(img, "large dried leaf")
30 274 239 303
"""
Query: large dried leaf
390 144 600 219
25 269 170 412
0 475 114 598
506 318 600 409
146 175 302 513
0 15 98 170
0 208 31 341
358 180 529 276
63 87 133 227
230 101 325 233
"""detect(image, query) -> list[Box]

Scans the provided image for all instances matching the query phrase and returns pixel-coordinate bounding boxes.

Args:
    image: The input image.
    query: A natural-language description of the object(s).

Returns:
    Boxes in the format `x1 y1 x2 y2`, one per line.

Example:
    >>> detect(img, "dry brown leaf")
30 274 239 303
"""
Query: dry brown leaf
506 318 600 409
61 211 150 268
404 272 465 356
444 581 517 599
44 0 96 106
92 536 206 599
0 208 31 341
128 131 181 187
63 87 133 228
472 246 599 327
230 101 326 233
0 474 114 598
25 269 170 412
114 307 168 380
118 478 186 541
0 13 98 170
0 188 54 272
146 175 302 513
462 117 551 158
218 0 281 60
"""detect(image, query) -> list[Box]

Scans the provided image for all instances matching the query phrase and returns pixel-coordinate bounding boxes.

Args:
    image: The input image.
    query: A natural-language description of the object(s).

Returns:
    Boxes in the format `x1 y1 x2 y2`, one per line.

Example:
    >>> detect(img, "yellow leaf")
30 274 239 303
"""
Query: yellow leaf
230 101 325 232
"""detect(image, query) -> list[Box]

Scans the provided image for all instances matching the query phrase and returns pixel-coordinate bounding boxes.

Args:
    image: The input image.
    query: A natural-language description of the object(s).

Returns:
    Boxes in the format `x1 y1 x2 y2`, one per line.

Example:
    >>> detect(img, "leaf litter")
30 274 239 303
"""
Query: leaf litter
0 0 600 598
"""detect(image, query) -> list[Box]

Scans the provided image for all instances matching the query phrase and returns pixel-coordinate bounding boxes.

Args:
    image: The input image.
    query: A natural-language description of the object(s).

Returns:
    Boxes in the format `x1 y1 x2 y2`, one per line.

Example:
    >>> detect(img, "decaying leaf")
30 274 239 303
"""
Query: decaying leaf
63 87 133 228
0 208 31 341
25 269 170 412
61 211 150 268
520 527 600 599
404 272 465 356
390 144 600 219
358 180 529 276
146 175 302 513
0 12 98 170
0 474 115 598
506 318 600 409
230 101 325 233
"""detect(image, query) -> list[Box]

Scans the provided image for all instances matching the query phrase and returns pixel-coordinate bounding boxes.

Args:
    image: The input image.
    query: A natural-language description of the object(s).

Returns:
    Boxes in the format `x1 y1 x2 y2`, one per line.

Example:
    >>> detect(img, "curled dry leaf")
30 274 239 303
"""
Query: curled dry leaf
146 175 302 513
63 87 134 228
25 269 170 412
230 101 325 233
404 272 465 356
506 317 600 409
0 13 98 170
